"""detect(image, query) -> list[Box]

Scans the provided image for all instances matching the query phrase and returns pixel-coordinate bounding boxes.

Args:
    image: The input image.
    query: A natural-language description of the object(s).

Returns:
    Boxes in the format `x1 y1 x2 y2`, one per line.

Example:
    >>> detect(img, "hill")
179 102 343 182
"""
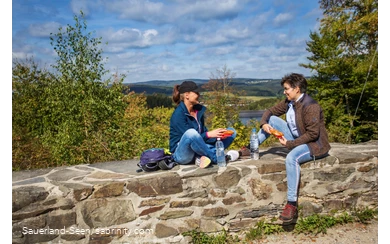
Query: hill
124 78 284 97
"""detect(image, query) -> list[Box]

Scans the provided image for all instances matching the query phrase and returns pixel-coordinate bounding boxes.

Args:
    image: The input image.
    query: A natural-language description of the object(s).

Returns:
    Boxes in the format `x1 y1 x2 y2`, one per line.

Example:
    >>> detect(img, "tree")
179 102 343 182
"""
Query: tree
209 64 235 94
202 65 248 148
300 0 378 143
12 58 54 170
12 11 128 169
146 93 174 108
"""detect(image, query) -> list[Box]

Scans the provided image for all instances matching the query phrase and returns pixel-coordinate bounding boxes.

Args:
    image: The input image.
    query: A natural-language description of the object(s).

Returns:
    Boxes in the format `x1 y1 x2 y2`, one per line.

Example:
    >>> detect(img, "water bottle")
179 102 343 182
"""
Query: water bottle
250 128 259 160
216 138 226 167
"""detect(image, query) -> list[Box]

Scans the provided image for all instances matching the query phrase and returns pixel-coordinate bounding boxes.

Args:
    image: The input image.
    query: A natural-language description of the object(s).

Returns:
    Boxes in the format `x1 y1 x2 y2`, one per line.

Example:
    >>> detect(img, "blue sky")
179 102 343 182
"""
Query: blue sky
12 0 323 83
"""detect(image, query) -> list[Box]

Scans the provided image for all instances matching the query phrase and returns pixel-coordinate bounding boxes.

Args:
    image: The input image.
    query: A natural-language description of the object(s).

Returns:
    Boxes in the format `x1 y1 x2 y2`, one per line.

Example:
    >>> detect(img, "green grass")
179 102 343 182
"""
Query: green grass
239 96 276 101
181 207 378 243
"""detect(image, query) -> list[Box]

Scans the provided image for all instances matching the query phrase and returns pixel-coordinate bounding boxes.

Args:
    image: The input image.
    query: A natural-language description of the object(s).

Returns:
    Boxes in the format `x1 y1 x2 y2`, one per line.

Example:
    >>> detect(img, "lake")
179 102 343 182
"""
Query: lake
239 110 264 124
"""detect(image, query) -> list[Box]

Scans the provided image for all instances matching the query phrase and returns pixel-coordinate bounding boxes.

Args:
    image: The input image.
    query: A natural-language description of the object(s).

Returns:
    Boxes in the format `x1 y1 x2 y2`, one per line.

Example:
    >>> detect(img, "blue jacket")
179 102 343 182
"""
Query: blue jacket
169 101 216 153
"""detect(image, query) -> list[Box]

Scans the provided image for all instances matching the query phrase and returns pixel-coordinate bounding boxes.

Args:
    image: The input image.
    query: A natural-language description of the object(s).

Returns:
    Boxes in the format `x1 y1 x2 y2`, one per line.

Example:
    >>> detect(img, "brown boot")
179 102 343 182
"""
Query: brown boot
279 203 298 222
238 146 251 158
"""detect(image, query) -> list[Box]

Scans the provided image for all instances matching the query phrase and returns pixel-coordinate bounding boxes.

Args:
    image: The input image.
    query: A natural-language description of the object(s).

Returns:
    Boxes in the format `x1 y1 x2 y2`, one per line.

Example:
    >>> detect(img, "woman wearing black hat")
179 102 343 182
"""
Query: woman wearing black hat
169 81 237 168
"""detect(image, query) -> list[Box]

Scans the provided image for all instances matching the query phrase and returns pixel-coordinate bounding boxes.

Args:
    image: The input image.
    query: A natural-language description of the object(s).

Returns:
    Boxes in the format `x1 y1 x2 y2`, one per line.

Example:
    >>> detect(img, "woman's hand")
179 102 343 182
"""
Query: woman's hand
261 124 287 146
262 124 273 134
209 128 228 138
278 136 287 146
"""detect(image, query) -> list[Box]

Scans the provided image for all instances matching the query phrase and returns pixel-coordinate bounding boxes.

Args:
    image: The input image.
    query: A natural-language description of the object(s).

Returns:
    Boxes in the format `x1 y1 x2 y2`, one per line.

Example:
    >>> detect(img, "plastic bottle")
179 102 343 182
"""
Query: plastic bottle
216 138 226 167
250 128 259 160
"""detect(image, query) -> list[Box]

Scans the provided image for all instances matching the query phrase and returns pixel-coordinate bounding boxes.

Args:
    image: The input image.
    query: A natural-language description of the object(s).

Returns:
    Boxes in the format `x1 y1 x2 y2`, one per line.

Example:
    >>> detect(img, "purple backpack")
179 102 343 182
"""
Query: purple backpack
137 148 176 172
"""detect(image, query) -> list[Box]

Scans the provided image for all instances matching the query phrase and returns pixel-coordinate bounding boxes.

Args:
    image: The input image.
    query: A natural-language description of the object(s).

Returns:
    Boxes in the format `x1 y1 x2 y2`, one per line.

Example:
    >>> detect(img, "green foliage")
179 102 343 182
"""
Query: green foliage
125 79 284 98
50 11 107 83
12 59 55 169
230 79 284 97
126 84 173 96
12 12 128 169
68 91 173 163
244 114 284 148
245 220 284 241
293 207 378 235
245 97 282 111
182 229 240 244
352 207 378 224
12 59 51 136
41 12 128 165
202 65 250 149
293 214 348 235
301 0 378 143
181 208 377 243
106 92 173 160
13 1 379 170
146 93 174 108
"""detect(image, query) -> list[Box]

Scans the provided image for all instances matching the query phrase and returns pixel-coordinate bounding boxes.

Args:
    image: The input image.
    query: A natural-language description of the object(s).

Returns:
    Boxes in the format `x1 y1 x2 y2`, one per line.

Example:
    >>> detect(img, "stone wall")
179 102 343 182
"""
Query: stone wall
12 141 378 244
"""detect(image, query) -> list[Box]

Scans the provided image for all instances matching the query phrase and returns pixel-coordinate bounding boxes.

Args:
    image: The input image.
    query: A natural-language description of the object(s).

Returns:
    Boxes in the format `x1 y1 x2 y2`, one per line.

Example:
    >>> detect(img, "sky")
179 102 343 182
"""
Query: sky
12 0 324 83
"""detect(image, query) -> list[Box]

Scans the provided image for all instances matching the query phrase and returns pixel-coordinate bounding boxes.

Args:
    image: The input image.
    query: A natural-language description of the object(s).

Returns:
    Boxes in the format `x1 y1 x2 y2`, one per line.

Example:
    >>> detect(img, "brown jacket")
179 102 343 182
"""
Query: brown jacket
260 94 331 157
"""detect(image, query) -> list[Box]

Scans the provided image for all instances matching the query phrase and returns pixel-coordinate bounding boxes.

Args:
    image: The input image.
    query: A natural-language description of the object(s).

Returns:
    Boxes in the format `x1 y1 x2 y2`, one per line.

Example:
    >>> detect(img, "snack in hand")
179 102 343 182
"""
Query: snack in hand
223 130 234 136
269 128 284 138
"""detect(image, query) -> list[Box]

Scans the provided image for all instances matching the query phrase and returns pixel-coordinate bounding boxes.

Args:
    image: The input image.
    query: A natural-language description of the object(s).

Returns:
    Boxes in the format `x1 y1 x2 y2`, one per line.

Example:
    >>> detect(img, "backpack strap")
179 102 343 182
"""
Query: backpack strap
158 157 176 170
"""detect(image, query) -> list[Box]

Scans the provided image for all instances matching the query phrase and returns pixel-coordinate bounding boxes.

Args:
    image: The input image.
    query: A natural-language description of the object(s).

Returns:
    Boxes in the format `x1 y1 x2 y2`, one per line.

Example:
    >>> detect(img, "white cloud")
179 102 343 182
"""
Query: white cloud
273 13 294 27
13 0 323 82
28 22 62 37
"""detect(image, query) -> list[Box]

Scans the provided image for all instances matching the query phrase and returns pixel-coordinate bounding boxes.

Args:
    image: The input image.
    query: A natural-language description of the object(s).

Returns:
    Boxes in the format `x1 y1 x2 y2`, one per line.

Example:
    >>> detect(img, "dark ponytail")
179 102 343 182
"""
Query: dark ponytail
172 84 181 105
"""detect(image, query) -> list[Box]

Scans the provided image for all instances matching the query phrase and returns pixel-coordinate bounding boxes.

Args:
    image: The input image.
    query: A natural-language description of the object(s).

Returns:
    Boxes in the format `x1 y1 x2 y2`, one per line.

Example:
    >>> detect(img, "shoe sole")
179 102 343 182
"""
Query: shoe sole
279 214 298 224
199 156 211 168
279 217 295 222
279 219 298 226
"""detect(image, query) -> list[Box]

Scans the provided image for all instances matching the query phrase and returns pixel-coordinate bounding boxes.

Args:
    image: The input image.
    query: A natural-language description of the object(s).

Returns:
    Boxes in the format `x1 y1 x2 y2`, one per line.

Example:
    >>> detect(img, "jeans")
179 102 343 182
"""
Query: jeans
173 127 237 165
258 116 313 202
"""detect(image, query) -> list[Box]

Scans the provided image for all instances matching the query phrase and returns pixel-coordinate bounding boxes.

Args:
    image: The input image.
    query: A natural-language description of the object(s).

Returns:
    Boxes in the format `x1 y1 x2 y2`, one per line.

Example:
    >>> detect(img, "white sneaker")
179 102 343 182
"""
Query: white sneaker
226 150 239 162
195 156 211 168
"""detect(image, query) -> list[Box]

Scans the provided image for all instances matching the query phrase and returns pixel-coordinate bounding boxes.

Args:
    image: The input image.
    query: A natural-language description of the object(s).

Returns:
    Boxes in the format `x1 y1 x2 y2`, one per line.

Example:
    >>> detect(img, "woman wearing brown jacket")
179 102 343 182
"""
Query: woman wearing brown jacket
258 73 331 223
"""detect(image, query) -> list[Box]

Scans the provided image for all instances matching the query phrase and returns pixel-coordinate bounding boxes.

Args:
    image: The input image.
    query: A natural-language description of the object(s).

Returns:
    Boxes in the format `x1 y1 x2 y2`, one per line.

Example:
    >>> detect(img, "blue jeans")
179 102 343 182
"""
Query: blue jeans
258 116 313 202
173 127 237 165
